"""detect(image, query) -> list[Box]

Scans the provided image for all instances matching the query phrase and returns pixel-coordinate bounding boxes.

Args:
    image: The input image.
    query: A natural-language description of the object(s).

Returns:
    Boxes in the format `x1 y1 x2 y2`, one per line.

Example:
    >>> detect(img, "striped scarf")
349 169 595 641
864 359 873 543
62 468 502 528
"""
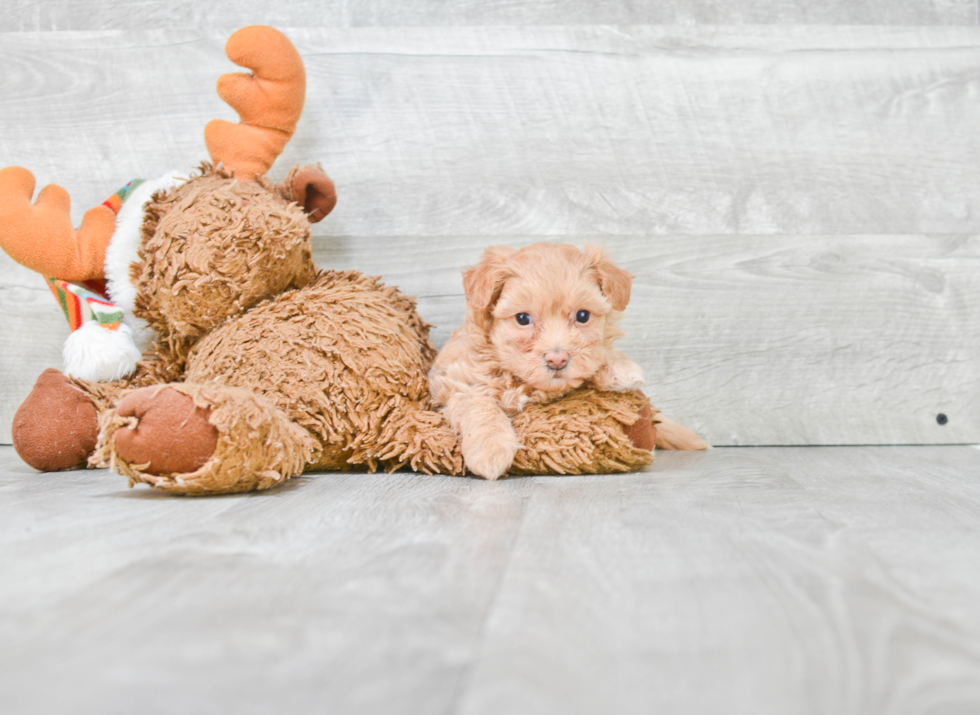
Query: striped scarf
46 179 144 332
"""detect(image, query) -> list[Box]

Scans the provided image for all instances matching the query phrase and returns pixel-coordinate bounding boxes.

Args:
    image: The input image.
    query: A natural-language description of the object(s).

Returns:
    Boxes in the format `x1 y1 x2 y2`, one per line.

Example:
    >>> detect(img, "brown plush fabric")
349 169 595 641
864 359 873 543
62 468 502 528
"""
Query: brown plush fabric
128 333 199 389
286 166 337 223
132 163 315 341
94 382 314 496
185 270 464 477
70 376 128 412
510 389 655 475
13 369 99 471
625 403 656 451
0 167 115 281
113 388 219 475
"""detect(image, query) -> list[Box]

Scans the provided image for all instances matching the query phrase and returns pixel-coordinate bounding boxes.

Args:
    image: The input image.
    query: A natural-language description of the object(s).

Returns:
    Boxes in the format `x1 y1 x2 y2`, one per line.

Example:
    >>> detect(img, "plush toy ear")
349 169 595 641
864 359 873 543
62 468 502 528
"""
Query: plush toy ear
584 242 633 311
462 245 515 314
280 165 337 223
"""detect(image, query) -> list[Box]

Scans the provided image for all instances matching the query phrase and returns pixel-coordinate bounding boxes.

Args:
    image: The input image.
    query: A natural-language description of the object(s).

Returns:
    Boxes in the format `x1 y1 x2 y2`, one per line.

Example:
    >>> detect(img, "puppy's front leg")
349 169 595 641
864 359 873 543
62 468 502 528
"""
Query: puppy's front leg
593 352 645 392
445 392 521 480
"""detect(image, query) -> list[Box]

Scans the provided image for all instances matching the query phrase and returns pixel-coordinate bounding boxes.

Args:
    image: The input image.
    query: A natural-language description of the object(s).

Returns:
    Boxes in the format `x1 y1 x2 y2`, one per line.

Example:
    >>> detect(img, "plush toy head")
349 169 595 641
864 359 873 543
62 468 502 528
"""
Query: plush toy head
134 165 320 340
136 26 338 345
0 26 338 382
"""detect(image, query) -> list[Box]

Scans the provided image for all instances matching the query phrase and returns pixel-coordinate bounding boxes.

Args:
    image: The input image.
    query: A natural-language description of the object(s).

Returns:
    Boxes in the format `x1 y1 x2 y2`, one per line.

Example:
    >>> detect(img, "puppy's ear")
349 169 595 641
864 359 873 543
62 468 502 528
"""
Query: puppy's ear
462 245 514 313
584 242 633 311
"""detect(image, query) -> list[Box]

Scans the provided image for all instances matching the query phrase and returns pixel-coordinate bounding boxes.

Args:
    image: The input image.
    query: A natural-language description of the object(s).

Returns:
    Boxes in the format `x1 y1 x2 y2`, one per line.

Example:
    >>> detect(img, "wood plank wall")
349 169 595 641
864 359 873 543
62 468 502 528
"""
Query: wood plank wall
1 3 978 446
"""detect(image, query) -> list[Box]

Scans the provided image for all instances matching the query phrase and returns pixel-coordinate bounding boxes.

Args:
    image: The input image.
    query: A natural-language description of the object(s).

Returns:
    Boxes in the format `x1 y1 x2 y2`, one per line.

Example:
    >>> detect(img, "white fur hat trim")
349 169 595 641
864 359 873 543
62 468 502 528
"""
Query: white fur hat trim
63 322 144 382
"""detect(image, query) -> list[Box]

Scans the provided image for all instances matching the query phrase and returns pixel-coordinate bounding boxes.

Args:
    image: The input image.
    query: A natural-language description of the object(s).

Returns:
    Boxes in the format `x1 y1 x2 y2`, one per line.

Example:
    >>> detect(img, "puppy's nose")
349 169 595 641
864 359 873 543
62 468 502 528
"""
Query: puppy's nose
545 350 569 370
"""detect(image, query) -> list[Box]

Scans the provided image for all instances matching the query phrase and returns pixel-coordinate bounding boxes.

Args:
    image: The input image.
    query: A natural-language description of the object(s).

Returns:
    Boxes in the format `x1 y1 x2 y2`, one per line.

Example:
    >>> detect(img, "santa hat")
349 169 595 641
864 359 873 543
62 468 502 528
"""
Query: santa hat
50 172 183 381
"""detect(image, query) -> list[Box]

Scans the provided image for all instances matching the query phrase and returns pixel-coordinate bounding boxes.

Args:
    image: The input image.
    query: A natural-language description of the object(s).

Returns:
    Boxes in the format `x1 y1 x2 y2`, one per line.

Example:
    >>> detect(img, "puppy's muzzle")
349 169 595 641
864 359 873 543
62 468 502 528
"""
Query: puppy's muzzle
544 350 570 370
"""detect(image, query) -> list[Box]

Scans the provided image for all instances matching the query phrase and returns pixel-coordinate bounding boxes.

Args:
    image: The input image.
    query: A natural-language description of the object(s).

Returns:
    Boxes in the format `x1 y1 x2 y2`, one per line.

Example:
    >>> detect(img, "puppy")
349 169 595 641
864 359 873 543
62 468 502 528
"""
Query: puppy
429 242 646 480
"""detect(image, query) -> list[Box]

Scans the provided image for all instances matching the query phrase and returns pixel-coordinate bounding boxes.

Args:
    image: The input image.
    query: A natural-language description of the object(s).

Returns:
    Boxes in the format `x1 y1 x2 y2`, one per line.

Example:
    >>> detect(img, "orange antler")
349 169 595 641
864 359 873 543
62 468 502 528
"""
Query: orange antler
0 167 115 280
205 26 306 181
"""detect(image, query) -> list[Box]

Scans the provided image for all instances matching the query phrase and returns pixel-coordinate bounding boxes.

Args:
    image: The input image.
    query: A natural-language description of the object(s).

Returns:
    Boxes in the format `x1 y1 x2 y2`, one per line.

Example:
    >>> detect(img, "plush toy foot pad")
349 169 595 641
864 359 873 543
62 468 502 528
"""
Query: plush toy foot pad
624 403 656 451
114 388 219 475
13 368 99 471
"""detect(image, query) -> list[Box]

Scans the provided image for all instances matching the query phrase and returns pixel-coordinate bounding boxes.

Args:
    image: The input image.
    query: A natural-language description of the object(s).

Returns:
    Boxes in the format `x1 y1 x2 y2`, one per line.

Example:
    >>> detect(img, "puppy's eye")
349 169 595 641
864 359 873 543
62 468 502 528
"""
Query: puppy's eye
575 310 590 324
515 313 531 326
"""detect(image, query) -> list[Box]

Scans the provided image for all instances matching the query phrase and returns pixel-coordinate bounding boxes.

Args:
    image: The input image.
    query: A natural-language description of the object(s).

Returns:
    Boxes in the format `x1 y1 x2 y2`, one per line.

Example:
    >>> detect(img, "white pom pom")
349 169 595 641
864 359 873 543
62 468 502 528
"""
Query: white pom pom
63 322 142 382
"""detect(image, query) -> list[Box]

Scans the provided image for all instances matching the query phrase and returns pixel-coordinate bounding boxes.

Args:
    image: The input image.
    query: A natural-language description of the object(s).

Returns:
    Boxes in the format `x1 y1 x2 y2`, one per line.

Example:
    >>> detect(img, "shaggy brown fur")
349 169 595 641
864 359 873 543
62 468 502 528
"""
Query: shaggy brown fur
133 164 315 341
183 270 463 476
95 382 314 495
510 389 655 475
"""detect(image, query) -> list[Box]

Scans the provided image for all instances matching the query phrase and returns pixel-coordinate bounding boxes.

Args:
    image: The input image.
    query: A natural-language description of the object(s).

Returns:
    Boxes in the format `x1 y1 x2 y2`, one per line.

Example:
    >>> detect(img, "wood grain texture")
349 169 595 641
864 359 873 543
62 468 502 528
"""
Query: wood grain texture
4 233 976 446
1 0 975 31
0 253 70 442
0 445 533 714
2 27 980 235
1 27 979 445
455 446 980 715
2 445 980 714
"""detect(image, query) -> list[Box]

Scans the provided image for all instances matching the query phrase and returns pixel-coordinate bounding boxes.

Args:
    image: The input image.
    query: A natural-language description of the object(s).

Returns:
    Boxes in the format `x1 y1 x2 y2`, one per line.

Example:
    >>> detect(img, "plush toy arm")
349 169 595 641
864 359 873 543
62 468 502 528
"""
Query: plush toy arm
510 389 658 475
0 166 115 281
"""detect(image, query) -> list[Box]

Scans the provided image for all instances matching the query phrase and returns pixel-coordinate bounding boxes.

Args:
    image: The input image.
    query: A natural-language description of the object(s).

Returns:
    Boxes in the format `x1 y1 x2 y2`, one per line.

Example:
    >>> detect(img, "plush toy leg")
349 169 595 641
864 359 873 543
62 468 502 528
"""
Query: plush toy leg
113 388 219 475
625 403 657 451
94 382 317 495
12 368 100 471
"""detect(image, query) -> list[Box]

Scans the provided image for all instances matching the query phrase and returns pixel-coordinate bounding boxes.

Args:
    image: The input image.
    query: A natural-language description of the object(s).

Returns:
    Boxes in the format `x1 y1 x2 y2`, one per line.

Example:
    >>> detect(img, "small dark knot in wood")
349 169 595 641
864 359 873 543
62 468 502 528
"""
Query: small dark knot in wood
936 413 948 425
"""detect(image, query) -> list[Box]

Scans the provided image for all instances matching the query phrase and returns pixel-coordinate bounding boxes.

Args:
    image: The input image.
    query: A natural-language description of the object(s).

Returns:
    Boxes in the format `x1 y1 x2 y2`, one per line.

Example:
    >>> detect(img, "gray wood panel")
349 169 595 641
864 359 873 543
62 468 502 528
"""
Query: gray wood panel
1 27 979 446
3 445 980 714
2 28 979 235
0 253 70 442
1 0 975 31
4 234 976 446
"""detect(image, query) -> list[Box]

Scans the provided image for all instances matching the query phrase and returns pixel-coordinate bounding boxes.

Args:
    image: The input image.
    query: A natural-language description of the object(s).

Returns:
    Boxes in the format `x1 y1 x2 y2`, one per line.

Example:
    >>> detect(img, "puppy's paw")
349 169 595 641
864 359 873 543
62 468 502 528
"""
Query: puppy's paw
462 434 521 481
499 386 532 416
594 359 645 392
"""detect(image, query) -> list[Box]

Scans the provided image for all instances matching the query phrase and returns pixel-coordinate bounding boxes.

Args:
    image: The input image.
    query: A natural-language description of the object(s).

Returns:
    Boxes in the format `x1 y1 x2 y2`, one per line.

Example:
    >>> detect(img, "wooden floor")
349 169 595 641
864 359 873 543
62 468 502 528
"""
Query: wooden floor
2 444 979 714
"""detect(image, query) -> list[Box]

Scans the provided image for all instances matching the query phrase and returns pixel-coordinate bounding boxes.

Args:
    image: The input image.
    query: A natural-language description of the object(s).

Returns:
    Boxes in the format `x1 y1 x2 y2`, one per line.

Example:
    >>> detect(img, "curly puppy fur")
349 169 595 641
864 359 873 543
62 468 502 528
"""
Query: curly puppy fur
430 242 647 480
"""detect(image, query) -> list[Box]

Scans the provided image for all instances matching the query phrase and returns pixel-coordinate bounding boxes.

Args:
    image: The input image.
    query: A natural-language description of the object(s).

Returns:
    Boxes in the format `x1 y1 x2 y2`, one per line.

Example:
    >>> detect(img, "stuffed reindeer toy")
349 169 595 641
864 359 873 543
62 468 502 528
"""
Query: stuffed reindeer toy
0 26 686 495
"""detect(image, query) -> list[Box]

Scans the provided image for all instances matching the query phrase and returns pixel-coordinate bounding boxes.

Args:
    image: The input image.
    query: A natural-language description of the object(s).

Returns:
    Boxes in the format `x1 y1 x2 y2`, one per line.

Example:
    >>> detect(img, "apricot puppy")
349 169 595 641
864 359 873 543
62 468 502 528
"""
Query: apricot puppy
430 242 644 480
